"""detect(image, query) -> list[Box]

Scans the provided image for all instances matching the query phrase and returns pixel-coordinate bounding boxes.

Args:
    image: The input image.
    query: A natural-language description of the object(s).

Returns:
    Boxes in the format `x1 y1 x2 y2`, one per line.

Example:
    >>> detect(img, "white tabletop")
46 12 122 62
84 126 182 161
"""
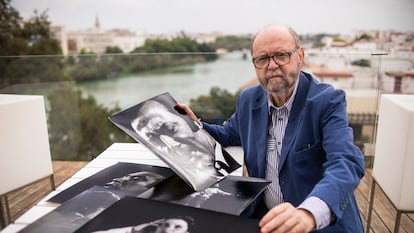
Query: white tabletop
1 143 244 233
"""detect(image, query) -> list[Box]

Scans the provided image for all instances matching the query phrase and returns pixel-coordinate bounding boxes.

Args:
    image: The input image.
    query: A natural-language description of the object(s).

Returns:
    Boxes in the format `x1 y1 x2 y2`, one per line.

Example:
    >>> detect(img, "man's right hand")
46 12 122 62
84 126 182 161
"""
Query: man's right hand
175 103 199 123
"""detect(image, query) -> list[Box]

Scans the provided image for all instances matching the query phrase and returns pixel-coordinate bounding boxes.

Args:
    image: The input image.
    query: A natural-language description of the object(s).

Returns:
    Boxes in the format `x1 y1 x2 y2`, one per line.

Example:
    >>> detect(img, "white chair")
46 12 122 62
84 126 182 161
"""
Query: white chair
0 94 55 228
365 94 414 233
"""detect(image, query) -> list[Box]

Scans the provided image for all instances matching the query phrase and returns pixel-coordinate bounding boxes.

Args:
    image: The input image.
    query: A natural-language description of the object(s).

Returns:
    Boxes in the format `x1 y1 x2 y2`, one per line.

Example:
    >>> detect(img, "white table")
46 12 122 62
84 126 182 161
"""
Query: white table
0 143 244 233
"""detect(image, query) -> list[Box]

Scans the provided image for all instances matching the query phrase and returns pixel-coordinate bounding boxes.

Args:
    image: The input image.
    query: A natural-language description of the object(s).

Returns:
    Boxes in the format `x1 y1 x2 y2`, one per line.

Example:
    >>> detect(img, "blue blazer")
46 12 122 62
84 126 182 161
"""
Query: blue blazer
203 71 365 232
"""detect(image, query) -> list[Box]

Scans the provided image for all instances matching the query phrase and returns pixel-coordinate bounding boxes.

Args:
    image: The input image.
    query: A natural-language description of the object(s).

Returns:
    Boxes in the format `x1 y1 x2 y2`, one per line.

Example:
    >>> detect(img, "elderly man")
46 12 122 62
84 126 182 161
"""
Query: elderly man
178 24 365 233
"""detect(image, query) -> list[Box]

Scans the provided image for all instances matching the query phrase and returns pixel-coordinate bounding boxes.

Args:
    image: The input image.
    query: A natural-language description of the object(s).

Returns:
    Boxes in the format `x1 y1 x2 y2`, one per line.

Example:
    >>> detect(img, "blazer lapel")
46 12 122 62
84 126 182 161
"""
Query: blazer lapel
279 72 310 172
252 91 269 178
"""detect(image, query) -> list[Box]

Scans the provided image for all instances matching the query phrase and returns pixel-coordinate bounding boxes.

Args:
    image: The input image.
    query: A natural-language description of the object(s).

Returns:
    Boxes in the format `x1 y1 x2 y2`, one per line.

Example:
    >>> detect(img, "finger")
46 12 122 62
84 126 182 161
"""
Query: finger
259 204 296 233
174 104 187 115
175 103 198 121
260 213 289 233
271 215 298 233
259 203 289 227
270 209 314 233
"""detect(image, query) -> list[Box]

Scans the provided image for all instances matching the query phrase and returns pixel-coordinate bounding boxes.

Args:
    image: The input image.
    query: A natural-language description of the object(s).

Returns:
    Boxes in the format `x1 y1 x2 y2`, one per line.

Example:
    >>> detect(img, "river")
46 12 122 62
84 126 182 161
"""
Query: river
78 51 256 109
77 50 413 110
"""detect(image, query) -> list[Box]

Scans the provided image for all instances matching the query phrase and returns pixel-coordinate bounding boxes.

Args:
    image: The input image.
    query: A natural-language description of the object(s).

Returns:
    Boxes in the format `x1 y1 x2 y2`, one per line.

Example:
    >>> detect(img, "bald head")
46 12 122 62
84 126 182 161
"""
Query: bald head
250 25 300 56
249 25 304 106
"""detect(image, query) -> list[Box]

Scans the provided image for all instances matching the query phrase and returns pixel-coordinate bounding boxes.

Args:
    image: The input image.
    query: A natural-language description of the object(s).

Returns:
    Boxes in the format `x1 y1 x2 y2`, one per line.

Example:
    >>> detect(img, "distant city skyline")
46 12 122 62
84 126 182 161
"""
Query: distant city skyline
11 0 414 35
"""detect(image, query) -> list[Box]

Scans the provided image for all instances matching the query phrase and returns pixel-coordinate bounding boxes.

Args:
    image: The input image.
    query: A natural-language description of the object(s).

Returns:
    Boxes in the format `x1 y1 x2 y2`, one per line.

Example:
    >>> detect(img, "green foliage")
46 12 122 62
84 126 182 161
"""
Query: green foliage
48 86 133 161
105 46 123 54
0 1 65 89
210 35 252 51
356 33 373 41
66 35 217 82
68 55 121 81
132 35 217 60
0 0 22 49
0 2 131 161
80 48 95 54
351 59 371 67
0 2 232 162
30 37 62 55
333 36 347 43
21 10 52 41
189 87 239 125
300 33 339 48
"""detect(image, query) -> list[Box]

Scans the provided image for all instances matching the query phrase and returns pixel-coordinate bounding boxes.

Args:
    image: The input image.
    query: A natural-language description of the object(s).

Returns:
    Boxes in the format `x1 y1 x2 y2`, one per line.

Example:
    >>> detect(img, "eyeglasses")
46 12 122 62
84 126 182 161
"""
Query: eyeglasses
252 46 299 69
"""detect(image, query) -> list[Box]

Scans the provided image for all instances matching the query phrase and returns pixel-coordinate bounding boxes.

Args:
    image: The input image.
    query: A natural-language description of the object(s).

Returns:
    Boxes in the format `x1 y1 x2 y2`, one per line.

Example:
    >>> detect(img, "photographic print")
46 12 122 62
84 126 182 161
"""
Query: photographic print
20 186 128 233
109 92 241 191
75 196 260 233
48 162 174 203
139 175 270 215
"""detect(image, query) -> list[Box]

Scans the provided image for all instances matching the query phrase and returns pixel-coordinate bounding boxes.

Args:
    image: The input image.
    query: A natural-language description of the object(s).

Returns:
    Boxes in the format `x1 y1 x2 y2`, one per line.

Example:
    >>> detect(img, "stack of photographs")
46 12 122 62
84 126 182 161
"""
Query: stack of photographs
109 92 242 191
76 196 261 233
20 93 270 232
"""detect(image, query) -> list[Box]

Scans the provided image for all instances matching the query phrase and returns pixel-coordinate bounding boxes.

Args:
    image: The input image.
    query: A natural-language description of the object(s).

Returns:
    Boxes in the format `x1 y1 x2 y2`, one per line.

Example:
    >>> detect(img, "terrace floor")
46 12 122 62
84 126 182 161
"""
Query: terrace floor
3 161 414 233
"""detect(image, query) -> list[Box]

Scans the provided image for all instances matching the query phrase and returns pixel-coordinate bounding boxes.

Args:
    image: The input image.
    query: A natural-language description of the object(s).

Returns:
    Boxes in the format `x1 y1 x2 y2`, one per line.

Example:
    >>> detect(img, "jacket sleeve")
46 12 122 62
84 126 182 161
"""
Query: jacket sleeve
308 88 365 220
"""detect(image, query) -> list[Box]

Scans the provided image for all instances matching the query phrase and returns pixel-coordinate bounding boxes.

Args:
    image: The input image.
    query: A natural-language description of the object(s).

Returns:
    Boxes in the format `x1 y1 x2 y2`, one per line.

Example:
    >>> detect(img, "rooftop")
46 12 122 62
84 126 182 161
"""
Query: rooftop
4 162 414 232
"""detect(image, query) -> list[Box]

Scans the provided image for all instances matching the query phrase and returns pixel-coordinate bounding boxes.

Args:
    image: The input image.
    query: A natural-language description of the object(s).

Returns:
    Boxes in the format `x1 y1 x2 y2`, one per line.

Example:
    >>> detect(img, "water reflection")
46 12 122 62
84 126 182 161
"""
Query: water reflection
77 51 255 109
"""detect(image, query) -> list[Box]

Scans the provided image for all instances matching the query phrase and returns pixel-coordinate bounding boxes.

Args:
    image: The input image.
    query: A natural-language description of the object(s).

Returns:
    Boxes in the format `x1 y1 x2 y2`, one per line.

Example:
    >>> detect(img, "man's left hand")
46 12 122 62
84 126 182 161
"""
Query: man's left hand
259 202 315 233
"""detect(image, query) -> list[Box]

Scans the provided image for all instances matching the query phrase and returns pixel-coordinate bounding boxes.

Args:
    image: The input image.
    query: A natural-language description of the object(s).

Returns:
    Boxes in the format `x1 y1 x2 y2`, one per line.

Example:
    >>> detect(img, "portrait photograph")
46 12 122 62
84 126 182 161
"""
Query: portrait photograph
20 186 128 233
109 92 240 191
139 174 270 215
48 162 174 203
75 196 260 233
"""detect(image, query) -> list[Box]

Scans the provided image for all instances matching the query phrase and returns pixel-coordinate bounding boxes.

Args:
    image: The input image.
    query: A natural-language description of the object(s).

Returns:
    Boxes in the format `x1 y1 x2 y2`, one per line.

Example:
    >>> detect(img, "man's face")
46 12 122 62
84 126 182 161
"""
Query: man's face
144 107 193 139
252 27 303 96
157 219 188 233
106 172 163 193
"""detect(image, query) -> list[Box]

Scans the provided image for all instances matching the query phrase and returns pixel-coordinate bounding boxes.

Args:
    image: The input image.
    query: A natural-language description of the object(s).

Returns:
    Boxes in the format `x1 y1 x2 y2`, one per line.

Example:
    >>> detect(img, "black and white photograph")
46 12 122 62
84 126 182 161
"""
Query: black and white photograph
139 174 270 215
48 162 174 203
109 92 240 191
90 218 191 233
75 196 261 233
20 186 128 233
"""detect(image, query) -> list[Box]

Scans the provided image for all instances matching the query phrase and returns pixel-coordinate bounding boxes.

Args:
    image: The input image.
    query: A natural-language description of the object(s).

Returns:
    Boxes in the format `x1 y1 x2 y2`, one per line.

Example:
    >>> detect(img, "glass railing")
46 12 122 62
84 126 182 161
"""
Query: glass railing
1 51 413 168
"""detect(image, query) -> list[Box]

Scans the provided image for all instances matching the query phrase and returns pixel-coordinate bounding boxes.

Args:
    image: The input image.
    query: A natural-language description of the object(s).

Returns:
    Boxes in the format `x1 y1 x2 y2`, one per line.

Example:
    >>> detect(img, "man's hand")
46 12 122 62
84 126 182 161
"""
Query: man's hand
175 103 199 122
259 203 315 233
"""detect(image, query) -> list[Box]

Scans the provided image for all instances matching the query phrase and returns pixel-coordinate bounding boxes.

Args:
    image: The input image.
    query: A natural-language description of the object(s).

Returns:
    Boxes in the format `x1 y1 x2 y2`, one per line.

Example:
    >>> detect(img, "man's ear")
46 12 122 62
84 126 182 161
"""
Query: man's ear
299 47 305 68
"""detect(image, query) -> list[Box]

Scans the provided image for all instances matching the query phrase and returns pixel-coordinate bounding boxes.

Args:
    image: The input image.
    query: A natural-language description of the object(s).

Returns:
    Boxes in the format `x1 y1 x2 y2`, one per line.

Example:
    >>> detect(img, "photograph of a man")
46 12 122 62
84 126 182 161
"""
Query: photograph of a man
75 196 261 233
109 93 240 191
104 171 165 194
91 218 190 233
48 162 174 204
19 186 128 233
139 174 269 215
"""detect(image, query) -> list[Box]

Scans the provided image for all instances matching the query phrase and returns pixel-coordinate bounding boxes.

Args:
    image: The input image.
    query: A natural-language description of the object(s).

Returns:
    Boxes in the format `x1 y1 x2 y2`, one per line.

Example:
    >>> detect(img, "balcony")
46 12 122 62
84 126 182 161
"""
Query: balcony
1 51 414 232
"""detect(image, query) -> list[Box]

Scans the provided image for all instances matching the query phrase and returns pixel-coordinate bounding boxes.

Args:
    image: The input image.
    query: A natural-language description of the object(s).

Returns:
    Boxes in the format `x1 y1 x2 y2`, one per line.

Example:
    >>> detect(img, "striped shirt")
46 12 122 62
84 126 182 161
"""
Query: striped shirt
264 86 296 208
263 81 331 230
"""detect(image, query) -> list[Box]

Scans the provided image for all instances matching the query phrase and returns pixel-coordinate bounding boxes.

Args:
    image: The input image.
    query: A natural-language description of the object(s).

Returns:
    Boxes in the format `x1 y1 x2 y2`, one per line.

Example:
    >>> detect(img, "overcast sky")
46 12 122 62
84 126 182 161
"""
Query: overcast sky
11 0 414 35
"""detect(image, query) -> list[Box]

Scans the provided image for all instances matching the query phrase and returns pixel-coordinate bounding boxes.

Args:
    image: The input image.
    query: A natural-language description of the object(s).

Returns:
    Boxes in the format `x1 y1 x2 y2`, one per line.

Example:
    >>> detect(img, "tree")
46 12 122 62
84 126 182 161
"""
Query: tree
21 10 52 43
0 1 65 89
351 59 371 67
105 46 123 54
211 35 252 51
0 2 130 161
127 36 217 74
0 0 23 53
189 87 239 124
48 86 133 161
356 33 373 41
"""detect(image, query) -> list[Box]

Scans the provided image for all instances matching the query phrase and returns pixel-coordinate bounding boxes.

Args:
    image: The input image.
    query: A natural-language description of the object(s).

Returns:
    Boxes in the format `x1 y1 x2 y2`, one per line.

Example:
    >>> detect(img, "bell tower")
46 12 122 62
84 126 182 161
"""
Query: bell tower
95 15 101 31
